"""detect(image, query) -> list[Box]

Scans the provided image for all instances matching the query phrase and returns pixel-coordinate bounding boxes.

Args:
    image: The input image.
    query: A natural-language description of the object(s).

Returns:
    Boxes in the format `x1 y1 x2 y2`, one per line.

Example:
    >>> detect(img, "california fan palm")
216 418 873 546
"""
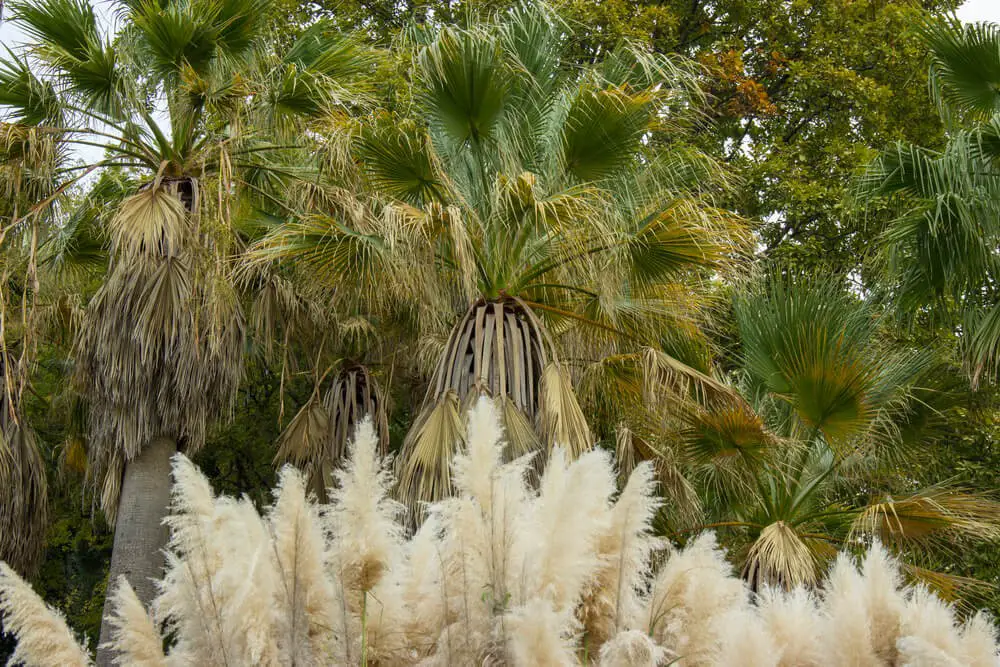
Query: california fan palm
0 0 375 660
673 279 1000 597
253 2 747 514
0 122 63 575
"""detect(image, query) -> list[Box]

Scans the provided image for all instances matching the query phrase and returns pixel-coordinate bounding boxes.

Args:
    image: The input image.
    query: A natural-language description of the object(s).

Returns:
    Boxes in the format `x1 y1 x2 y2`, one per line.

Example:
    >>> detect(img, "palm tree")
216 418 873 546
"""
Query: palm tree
252 2 747 514
673 279 1000 595
858 18 1000 387
1 0 374 659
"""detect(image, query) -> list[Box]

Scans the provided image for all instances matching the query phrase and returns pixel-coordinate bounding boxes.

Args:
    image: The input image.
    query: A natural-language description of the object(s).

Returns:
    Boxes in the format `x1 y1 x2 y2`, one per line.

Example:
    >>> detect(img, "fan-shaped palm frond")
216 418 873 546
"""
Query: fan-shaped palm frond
922 17 1000 122
858 18 1000 387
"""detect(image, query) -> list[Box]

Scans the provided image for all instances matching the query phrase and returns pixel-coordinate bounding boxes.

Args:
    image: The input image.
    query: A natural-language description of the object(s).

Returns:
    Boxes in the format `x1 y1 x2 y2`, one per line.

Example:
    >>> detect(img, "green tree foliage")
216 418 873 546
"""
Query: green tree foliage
320 0 959 274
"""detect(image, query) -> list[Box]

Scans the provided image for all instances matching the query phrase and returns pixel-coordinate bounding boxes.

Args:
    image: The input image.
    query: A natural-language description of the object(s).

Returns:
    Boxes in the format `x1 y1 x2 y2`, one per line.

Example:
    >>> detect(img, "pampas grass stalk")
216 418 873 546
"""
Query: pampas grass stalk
0 398 997 666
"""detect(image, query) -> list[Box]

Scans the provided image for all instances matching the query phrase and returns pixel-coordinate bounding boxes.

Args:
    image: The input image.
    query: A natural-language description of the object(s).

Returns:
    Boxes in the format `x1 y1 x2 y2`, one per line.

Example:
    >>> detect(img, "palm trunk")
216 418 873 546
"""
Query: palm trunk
95 436 176 666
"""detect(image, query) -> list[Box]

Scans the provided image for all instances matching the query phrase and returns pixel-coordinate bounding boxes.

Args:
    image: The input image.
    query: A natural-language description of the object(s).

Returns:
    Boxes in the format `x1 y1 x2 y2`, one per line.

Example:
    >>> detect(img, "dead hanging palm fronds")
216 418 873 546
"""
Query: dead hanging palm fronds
0 422 48 576
325 364 389 462
274 364 389 501
75 175 246 520
0 351 48 575
742 521 825 592
397 298 592 514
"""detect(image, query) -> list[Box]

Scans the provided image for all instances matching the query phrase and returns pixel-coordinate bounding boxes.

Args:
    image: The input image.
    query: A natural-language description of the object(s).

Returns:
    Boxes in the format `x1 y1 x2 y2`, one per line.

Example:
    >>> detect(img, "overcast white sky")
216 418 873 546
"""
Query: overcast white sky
958 0 1000 23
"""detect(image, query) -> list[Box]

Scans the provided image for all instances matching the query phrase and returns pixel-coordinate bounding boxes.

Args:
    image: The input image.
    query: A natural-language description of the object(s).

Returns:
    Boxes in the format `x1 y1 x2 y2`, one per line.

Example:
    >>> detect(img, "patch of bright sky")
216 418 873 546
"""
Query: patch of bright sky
957 0 1000 23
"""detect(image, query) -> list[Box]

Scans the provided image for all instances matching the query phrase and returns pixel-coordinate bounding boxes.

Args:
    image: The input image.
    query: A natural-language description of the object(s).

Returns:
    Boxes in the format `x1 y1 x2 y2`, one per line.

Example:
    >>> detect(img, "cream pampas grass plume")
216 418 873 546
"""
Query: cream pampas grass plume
1 398 998 666
0 563 92 667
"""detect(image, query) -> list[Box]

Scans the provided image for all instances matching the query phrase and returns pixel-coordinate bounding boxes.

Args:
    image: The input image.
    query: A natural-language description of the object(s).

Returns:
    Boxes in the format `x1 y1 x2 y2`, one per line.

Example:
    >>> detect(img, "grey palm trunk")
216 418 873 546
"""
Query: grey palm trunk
96 437 177 665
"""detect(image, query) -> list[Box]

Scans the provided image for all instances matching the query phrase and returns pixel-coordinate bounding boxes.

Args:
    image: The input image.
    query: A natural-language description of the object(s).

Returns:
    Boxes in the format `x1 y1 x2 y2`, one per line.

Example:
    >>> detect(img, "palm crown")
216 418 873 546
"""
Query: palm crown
252 2 747 512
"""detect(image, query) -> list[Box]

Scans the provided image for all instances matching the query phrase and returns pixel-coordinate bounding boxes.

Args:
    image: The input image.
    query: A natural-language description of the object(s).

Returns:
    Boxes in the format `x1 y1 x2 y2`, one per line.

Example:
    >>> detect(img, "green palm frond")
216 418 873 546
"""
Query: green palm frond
247 214 391 299
557 86 653 182
10 0 98 62
963 300 1000 387
859 138 1000 304
0 52 62 124
416 26 510 150
128 0 222 80
11 0 123 115
734 280 888 445
357 119 445 206
922 18 1000 122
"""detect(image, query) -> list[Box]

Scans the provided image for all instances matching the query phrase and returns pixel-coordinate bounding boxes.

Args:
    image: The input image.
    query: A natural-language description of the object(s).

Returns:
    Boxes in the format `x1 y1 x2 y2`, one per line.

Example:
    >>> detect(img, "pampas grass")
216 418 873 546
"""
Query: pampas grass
0 563 91 667
1 397 998 666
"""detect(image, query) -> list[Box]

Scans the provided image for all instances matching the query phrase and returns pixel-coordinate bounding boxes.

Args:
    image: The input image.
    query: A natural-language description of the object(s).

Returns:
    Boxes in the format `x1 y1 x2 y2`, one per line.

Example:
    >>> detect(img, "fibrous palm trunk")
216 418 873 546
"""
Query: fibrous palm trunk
96 436 176 667
95 175 199 665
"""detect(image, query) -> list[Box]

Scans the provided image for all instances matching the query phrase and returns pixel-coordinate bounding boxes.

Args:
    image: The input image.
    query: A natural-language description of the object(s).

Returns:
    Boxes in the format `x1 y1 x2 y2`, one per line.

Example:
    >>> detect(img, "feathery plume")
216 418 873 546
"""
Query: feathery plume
599 629 670 667
643 532 748 665
104 578 167 667
0 400 997 666
0 562 92 667
755 586 824 666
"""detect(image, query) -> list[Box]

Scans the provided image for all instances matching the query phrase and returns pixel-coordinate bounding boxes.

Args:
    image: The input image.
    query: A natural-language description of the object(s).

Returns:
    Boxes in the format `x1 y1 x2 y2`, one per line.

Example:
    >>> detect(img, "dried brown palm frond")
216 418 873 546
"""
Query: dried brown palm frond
0 416 48 576
396 390 465 520
109 181 188 261
397 298 592 513
537 361 592 459
0 333 48 575
901 563 997 612
76 200 245 518
850 488 1000 551
274 387 331 497
742 521 825 591
324 364 389 462
275 364 389 502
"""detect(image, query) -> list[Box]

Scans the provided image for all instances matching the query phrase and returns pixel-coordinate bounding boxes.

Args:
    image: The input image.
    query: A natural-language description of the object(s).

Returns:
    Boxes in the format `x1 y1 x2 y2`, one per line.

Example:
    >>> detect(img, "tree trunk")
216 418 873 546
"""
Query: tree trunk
96 437 176 666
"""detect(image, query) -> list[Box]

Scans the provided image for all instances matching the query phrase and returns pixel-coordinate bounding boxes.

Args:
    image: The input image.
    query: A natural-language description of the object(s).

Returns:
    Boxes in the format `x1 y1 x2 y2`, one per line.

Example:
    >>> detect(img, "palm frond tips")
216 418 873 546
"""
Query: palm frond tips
537 361 592 459
743 520 823 591
275 365 389 502
109 181 189 261
396 390 465 518
851 488 1000 551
